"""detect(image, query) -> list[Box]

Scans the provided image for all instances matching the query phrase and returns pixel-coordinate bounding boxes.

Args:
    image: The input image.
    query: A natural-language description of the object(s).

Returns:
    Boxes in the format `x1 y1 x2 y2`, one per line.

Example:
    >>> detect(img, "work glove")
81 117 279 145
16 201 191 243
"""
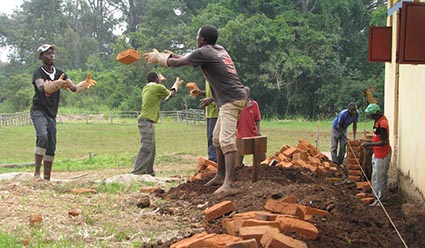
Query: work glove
171 77 184 92
44 73 71 93
165 77 183 100
200 97 214 107
76 73 97 93
159 73 167 81
144 49 170 67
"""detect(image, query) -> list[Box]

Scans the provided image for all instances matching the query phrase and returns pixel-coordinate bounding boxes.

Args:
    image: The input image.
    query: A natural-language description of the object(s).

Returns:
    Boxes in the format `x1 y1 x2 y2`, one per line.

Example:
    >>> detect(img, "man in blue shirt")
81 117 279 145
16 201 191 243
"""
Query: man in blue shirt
330 102 360 166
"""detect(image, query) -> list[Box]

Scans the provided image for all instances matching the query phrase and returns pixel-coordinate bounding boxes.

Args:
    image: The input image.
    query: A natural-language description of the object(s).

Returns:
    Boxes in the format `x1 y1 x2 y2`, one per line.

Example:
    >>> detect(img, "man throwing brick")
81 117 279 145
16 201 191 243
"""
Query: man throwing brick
31 44 96 181
144 25 247 195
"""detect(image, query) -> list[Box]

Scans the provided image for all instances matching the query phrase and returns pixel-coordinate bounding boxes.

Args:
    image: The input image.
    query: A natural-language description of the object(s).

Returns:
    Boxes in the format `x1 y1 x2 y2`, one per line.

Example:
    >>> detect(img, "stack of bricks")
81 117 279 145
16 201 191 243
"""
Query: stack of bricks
189 157 218 182
171 195 328 247
345 140 375 204
262 139 338 173
345 140 363 182
355 181 375 204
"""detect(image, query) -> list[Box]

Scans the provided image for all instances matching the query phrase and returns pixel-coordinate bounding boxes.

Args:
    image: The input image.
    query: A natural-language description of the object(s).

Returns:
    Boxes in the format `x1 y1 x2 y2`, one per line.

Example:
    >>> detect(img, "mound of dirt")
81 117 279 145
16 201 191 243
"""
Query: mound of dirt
157 164 425 248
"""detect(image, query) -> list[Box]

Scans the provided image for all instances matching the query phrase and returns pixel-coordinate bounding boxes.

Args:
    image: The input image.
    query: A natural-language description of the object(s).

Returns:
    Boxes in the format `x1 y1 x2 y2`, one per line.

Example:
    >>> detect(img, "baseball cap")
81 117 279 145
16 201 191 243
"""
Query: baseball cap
37 44 57 55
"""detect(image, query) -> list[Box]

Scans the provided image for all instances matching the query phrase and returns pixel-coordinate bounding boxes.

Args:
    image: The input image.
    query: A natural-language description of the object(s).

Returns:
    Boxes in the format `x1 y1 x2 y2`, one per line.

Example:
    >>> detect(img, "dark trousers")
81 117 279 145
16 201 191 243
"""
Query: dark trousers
132 118 156 176
31 110 56 158
207 118 217 162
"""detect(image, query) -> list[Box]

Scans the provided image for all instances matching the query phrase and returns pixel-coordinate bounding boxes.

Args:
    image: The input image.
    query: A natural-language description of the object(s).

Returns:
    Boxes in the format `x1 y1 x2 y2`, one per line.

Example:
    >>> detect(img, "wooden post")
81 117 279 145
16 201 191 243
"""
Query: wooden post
237 136 267 182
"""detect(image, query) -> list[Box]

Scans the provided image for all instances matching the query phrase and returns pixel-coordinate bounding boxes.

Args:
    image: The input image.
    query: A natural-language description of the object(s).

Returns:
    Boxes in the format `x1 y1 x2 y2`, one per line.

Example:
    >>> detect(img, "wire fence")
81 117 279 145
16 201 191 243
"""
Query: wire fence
0 109 206 127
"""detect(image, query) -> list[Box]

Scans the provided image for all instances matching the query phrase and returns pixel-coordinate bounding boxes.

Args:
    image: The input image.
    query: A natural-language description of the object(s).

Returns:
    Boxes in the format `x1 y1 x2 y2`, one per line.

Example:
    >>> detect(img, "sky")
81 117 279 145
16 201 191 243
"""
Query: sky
0 0 23 15
0 0 23 62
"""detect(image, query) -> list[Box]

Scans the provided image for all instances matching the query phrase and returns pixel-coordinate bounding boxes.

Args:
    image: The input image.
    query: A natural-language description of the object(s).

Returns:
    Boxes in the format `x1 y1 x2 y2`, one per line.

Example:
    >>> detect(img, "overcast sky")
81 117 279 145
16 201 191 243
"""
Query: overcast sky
0 0 23 14
0 0 23 62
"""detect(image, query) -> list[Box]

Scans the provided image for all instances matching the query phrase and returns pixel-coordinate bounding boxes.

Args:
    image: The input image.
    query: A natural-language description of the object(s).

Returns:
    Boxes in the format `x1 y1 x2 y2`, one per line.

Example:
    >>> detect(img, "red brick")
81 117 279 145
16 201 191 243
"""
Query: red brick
226 238 258 248
292 151 308 161
275 216 319 240
355 181 369 190
242 219 282 231
283 147 298 157
170 231 209 248
347 175 361 181
222 217 246 236
193 233 242 248
260 231 308 248
238 226 280 243
264 200 305 220
361 197 375 204
348 170 362 176
116 49 140 64
204 200 235 220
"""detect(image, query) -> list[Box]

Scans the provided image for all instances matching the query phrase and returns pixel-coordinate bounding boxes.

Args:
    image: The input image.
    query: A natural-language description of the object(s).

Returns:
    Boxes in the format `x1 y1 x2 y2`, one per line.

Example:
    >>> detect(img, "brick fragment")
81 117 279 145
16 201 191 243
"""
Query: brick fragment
170 231 209 248
283 147 298 157
204 200 235 220
276 216 319 240
193 233 242 248
226 238 258 248
361 197 375 204
260 231 308 248
238 226 280 243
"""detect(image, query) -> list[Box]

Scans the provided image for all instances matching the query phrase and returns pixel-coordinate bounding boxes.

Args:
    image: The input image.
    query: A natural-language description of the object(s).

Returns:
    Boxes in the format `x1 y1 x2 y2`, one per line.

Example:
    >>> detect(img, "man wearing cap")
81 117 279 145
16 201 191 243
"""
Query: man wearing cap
31 44 96 181
361 103 392 206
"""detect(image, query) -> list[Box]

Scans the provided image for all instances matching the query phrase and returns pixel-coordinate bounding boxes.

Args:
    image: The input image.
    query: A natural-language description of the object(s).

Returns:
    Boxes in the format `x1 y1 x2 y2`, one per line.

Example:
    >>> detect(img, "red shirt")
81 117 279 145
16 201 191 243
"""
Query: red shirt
372 115 391 158
237 99 261 138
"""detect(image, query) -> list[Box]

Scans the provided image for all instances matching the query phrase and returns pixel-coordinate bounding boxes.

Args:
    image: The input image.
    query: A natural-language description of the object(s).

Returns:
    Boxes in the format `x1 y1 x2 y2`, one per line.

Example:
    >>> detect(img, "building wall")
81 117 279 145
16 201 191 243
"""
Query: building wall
385 0 425 203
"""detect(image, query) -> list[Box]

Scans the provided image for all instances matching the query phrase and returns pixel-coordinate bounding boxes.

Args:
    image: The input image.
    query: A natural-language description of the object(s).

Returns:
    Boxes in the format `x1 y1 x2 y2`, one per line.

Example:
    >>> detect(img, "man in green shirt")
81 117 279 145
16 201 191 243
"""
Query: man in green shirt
131 72 183 176
192 81 219 162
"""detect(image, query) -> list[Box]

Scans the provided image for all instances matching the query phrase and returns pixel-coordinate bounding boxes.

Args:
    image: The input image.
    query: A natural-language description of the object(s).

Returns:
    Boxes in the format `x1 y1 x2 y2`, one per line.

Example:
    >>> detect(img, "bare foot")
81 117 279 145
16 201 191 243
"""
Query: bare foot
213 186 239 197
33 175 43 181
204 176 223 187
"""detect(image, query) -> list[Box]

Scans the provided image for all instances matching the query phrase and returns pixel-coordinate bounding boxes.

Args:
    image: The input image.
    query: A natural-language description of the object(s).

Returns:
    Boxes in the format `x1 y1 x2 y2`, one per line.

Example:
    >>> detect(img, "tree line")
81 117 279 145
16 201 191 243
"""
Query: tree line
0 0 387 119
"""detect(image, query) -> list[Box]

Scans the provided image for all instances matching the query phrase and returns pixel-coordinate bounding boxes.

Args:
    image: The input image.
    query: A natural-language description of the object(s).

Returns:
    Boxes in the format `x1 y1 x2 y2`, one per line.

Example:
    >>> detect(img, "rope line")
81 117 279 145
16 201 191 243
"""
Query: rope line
346 141 408 248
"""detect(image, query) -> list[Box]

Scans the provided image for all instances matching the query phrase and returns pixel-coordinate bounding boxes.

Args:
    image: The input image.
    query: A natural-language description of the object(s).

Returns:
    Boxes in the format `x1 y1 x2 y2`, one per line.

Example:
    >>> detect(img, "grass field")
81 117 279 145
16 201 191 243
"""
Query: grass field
0 118 373 174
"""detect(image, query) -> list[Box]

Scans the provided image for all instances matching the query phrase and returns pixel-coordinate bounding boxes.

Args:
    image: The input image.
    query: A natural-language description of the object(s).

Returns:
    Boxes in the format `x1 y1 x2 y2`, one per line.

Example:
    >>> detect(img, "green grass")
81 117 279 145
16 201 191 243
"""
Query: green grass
0 119 374 173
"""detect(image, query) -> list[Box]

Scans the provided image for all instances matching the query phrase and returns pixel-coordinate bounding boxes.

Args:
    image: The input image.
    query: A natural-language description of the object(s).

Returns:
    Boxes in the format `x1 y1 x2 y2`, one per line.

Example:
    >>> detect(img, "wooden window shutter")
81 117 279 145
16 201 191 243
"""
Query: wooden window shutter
368 27 392 62
399 2 425 64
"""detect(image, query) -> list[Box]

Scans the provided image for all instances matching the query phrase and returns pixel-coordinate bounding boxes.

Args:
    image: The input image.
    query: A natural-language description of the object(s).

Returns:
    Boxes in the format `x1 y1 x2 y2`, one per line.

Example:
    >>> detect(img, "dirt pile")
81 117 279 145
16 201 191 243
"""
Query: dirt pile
158 163 425 248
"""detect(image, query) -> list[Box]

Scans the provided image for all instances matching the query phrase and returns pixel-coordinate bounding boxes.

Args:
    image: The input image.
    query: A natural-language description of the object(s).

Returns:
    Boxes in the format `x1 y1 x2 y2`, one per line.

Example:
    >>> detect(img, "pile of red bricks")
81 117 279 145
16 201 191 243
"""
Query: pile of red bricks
344 140 375 204
262 139 338 173
189 157 218 182
171 194 328 248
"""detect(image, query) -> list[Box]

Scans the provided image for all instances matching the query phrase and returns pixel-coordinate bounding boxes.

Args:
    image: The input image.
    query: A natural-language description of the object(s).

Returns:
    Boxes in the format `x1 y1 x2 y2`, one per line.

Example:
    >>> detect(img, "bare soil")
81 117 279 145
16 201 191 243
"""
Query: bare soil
1 156 425 248
158 164 425 248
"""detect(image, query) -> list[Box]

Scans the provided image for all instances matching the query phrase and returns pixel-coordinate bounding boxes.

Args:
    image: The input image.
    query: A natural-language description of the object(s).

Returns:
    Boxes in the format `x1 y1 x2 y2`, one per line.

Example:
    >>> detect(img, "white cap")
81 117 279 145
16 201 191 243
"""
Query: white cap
37 44 57 55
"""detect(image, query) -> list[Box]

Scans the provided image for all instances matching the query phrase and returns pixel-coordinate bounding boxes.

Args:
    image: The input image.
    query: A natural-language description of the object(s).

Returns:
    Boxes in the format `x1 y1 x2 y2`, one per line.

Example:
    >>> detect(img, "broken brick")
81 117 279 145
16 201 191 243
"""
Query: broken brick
238 226 280 243
260 231 308 248
226 238 258 248
276 216 319 240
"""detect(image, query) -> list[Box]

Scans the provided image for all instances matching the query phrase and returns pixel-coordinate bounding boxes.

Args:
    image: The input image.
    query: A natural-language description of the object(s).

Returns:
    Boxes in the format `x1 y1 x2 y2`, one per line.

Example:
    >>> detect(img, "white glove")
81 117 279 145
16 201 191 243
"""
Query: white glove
143 49 170 67
44 73 71 93
76 73 97 93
